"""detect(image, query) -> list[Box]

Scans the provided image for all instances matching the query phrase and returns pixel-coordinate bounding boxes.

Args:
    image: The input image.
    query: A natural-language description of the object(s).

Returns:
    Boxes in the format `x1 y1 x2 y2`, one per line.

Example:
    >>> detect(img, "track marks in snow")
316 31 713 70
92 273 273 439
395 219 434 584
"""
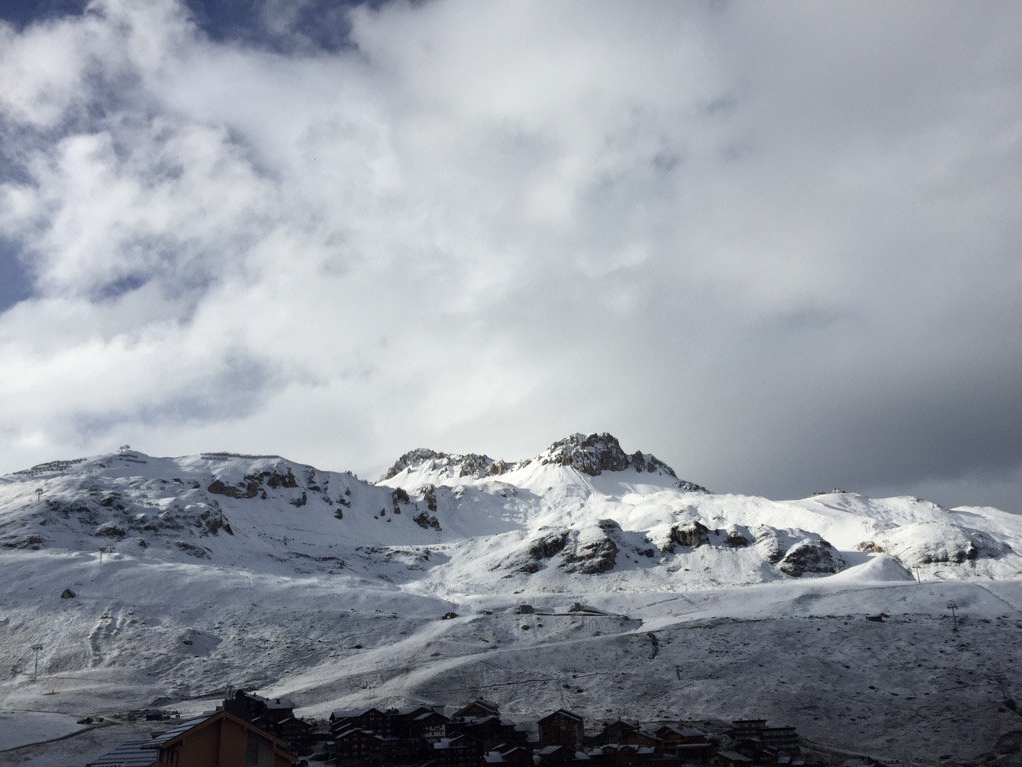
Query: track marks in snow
86 605 130 667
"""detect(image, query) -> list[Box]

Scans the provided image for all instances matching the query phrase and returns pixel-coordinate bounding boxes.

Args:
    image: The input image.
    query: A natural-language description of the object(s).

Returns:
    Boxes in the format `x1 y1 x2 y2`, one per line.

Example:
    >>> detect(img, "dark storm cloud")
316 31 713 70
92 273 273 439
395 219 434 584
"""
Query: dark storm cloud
0 0 1019 511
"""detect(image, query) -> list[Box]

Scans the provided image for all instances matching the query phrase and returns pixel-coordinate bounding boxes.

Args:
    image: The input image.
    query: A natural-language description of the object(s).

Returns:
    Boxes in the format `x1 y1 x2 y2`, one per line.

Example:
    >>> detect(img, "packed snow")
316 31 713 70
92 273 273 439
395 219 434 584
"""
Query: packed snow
0 711 82 749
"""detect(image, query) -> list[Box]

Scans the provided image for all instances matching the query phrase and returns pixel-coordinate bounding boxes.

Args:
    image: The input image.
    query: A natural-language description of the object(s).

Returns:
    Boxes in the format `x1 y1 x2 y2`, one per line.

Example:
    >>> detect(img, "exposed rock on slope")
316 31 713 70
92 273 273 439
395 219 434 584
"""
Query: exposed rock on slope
884 522 1013 567
777 538 844 577
559 520 623 574
382 449 502 481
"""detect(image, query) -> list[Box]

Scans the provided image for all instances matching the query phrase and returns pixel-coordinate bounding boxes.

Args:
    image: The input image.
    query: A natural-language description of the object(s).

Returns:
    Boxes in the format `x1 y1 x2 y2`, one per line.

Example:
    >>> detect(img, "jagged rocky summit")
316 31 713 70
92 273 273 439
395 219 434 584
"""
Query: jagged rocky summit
382 432 706 491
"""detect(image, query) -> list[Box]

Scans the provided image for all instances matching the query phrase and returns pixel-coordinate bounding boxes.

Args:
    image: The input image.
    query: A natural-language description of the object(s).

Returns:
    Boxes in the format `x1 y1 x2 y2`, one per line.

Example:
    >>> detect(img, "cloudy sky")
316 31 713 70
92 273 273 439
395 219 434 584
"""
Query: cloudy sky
0 0 1019 509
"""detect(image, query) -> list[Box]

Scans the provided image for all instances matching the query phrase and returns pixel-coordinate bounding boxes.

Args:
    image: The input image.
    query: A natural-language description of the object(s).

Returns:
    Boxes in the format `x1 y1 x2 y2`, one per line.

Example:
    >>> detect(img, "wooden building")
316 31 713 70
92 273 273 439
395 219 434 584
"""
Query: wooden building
760 726 799 755
273 716 315 755
672 741 716 764
453 699 501 719
432 733 486 767
223 689 312 755
536 744 586 767
402 707 450 740
448 714 527 749
728 721 767 742
334 727 394 766
330 708 398 738
591 744 663 767
86 711 296 767
592 721 659 748
715 751 753 767
484 742 534 767
654 726 707 746
539 710 585 749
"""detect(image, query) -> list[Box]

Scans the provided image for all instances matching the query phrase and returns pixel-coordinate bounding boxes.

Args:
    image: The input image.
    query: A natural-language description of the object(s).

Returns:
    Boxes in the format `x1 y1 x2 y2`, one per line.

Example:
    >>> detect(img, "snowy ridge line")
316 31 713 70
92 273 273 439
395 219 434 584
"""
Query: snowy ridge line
199 452 286 461
0 433 1019 590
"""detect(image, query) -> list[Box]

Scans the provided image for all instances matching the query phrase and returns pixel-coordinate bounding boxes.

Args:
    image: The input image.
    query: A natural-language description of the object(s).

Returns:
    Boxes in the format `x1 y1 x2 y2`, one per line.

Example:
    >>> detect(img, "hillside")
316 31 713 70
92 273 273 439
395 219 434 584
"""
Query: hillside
1 433 1021 765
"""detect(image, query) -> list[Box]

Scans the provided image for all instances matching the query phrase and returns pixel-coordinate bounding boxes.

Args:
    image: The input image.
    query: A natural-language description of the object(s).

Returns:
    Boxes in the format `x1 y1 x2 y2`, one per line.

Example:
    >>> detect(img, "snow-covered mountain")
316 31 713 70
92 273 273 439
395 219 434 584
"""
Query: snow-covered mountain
4 432 1014 588
1 433 1021 765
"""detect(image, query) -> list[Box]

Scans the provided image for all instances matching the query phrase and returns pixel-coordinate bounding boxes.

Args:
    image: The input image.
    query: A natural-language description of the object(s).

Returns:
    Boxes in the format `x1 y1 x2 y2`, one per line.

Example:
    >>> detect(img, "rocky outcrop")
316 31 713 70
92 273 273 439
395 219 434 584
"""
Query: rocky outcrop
528 530 570 559
494 530 571 576
0 534 44 550
537 433 677 477
382 449 503 480
208 478 260 499
45 499 99 525
381 432 704 486
724 528 751 547
175 541 211 559
888 523 1012 566
676 479 709 493
778 539 844 577
208 469 299 499
560 520 621 574
95 522 127 539
413 511 441 530
671 521 710 549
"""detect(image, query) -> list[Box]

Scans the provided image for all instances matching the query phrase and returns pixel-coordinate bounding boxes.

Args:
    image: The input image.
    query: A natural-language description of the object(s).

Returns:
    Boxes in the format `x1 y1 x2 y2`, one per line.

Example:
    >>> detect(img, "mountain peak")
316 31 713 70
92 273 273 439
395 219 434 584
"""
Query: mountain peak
381 448 501 481
381 433 692 485
536 432 678 478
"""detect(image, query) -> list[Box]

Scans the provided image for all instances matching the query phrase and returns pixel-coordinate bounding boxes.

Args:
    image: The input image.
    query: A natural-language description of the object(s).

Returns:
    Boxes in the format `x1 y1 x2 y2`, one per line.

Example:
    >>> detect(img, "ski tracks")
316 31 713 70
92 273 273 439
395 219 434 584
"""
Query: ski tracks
87 604 128 667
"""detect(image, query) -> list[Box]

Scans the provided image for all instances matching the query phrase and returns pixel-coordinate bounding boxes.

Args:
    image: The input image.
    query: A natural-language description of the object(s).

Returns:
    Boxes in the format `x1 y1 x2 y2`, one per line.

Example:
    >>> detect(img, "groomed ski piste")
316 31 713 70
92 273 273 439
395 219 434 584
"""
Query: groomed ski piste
1 434 1020 765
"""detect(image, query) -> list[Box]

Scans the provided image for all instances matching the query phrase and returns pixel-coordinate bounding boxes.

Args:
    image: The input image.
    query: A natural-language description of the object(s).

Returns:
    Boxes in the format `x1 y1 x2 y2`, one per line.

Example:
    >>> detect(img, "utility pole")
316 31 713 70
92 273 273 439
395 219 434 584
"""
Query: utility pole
947 601 958 632
31 644 43 679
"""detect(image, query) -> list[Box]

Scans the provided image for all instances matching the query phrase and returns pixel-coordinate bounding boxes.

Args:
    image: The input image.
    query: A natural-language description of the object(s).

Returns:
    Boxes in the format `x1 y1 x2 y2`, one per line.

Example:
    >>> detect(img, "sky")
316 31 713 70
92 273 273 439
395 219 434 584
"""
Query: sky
0 0 1020 510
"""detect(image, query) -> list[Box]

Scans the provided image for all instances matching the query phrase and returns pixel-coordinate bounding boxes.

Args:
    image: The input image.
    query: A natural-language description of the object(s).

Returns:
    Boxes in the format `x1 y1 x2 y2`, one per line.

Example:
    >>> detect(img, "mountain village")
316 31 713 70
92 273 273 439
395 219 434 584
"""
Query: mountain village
86 689 834 767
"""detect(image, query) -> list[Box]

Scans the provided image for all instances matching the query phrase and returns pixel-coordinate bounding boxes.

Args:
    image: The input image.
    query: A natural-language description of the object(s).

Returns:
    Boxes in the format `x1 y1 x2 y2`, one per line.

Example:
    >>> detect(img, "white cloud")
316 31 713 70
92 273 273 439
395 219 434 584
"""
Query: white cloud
0 0 1020 510
0 12 114 128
